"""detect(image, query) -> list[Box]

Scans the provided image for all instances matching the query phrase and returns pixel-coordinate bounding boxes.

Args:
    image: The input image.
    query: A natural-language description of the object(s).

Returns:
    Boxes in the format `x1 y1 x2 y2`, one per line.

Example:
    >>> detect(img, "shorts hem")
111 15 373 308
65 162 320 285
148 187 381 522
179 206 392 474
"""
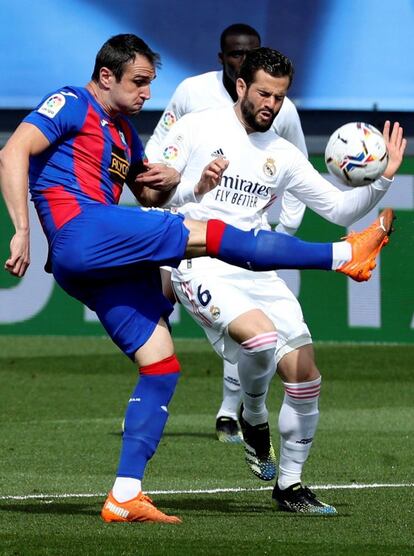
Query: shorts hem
275 334 313 364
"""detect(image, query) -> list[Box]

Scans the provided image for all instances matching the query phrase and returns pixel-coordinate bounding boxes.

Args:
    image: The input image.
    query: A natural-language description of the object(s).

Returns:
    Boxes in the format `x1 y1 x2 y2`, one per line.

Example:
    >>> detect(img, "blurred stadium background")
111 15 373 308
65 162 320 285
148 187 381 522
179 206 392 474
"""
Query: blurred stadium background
0 0 413 344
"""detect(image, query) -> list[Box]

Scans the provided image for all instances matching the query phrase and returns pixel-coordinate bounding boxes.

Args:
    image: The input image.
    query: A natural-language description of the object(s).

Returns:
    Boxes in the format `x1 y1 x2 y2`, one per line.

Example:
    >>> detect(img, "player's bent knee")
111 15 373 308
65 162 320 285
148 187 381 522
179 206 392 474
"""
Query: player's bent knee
139 354 181 376
228 309 275 343
278 345 320 383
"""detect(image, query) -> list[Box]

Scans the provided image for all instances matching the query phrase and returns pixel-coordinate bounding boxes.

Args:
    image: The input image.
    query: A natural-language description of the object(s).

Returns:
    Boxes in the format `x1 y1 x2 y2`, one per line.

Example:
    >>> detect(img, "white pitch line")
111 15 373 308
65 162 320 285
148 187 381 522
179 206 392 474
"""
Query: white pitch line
1 483 413 501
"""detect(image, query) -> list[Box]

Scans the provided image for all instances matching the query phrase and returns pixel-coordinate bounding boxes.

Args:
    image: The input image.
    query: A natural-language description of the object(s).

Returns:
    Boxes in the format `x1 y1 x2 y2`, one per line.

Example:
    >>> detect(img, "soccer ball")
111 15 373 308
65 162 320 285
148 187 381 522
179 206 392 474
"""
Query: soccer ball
325 122 388 187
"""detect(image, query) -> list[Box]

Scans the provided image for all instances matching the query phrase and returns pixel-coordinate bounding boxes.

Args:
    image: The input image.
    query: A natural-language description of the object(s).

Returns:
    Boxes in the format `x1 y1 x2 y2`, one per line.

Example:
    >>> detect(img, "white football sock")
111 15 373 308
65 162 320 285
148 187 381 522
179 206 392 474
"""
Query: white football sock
332 241 352 270
237 332 277 426
278 377 321 490
216 360 242 420
112 477 142 502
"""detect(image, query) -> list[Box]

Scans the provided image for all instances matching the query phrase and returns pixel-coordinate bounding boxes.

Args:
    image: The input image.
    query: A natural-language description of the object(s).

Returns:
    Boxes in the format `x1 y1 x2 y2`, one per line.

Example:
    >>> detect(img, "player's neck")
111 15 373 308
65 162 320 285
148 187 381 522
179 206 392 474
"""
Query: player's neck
86 81 118 118
233 103 254 135
222 73 238 102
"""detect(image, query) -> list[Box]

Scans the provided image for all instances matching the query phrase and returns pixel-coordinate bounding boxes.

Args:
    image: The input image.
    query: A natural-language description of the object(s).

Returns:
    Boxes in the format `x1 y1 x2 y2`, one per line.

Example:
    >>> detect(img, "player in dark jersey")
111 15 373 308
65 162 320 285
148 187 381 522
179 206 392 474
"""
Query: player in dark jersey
0 34 400 524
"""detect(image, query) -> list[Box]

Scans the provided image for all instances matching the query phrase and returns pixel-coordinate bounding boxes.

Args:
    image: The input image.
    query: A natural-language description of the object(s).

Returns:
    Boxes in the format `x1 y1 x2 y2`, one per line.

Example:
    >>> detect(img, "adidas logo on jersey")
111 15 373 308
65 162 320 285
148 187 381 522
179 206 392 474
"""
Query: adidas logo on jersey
211 148 225 158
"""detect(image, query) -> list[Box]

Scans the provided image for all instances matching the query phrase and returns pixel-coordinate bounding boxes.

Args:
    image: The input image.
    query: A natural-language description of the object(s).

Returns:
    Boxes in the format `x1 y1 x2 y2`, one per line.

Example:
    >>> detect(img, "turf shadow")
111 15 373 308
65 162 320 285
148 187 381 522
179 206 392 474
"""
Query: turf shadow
0 501 99 516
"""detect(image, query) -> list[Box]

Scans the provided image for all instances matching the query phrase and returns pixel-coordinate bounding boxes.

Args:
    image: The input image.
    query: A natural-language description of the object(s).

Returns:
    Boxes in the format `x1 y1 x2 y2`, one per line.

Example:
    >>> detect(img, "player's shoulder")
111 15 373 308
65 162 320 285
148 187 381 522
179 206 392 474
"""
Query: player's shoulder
35 86 88 115
178 70 221 90
279 95 298 116
178 104 230 126
174 71 222 101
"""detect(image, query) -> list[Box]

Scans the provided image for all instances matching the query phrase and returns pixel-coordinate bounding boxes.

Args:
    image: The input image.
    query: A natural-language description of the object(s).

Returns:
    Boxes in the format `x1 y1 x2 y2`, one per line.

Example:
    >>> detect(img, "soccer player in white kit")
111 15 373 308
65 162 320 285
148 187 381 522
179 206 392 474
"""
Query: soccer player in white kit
146 23 309 443
145 48 405 514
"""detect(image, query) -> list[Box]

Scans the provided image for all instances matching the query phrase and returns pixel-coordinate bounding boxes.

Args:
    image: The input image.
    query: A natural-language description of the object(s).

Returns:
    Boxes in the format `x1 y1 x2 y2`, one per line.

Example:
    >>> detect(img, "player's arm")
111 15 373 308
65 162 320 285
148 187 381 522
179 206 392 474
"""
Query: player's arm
129 158 229 207
286 122 406 226
0 123 50 277
274 98 308 235
127 161 181 207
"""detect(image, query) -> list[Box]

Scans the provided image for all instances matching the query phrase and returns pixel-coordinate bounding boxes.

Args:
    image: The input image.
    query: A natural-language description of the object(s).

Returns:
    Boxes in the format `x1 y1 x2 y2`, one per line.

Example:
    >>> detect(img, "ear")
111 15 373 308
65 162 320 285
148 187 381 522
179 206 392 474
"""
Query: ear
235 77 247 99
99 67 113 89
218 52 223 66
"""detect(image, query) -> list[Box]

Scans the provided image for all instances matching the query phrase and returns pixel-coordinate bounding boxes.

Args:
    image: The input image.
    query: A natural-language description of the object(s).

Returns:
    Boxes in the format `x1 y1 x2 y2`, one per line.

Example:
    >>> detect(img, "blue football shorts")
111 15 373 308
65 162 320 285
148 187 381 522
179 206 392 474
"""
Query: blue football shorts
50 204 189 359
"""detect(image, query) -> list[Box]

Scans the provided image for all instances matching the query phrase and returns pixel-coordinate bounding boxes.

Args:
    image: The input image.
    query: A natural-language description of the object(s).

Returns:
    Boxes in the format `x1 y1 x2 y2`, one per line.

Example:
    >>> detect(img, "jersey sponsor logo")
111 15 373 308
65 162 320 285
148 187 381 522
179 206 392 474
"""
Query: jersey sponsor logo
220 175 271 198
100 118 109 127
263 157 276 177
215 174 271 207
163 145 179 161
37 93 66 118
109 144 130 185
161 110 176 130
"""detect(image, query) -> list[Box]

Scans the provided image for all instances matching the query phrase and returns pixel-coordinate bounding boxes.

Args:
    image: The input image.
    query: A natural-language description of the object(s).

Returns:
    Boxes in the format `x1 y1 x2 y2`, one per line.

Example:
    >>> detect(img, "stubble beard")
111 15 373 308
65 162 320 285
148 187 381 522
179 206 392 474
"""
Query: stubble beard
240 97 275 133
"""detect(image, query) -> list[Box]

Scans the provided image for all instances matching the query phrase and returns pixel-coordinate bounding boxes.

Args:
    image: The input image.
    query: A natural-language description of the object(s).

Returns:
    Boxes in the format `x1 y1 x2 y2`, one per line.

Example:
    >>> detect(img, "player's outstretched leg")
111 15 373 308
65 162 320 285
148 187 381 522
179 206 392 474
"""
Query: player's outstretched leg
272 483 337 515
206 208 395 282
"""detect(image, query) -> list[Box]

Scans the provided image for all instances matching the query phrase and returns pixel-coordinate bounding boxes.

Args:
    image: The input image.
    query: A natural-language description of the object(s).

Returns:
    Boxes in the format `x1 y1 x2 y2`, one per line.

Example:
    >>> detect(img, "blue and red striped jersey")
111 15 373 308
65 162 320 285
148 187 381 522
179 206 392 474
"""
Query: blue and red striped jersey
24 86 145 241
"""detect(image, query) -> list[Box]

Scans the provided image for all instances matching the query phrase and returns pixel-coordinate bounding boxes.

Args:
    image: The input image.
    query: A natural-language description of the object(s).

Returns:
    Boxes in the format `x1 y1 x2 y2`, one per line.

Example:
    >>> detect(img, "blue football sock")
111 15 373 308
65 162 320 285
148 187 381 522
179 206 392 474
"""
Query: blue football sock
117 372 179 479
207 221 332 271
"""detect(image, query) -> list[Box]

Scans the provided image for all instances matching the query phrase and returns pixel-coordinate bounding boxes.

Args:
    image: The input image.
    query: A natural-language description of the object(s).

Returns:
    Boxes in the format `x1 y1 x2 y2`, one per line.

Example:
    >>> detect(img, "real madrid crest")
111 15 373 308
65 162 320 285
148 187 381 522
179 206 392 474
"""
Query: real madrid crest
209 305 221 320
263 157 276 177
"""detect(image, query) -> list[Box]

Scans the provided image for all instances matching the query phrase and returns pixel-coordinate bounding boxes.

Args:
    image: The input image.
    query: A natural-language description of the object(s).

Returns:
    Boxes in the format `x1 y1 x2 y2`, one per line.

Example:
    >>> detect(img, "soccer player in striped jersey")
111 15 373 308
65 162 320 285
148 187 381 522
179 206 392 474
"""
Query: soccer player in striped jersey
0 36 401 523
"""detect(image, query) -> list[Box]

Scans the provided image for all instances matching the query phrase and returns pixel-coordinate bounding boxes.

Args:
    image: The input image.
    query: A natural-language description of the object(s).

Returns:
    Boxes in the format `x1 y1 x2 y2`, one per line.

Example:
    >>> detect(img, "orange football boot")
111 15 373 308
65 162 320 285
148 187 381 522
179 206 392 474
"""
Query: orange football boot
101 491 182 524
338 208 395 282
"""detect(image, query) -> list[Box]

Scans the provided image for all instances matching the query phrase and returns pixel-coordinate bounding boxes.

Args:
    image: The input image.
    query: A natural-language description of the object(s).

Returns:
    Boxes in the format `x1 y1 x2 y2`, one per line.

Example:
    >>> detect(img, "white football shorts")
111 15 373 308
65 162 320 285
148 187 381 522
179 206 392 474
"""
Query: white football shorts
172 269 312 365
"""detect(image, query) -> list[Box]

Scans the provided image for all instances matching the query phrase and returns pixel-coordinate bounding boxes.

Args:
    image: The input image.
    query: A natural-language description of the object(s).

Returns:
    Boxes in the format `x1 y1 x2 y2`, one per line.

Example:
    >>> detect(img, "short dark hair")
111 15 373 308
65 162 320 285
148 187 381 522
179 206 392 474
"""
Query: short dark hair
238 47 294 88
220 23 261 51
91 34 161 82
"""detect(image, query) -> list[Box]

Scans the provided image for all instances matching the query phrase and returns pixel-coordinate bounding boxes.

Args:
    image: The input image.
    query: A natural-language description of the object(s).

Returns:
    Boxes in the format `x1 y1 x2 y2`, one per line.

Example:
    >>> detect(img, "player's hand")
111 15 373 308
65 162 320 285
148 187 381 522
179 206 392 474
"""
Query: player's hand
195 157 229 197
135 162 180 191
5 231 30 277
382 121 407 179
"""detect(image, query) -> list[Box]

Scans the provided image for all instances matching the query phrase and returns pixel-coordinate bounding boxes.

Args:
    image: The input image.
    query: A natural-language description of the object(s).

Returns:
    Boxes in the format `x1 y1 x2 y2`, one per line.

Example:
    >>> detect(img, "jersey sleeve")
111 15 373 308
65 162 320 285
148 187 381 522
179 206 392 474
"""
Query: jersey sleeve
145 80 190 160
154 113 200 207
284 150 392 227
23 87 88 144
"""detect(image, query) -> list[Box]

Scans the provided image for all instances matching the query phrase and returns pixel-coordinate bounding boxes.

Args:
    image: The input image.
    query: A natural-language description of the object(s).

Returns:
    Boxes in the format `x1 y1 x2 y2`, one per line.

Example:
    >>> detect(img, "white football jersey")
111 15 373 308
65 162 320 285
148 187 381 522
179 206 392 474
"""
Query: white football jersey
145 71 308 233
159 106 391 278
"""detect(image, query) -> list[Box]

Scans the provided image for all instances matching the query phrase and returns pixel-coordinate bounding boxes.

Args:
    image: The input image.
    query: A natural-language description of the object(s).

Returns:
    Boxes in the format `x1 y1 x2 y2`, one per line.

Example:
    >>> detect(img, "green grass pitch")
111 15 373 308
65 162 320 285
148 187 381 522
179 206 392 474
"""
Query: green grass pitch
0 337 413 555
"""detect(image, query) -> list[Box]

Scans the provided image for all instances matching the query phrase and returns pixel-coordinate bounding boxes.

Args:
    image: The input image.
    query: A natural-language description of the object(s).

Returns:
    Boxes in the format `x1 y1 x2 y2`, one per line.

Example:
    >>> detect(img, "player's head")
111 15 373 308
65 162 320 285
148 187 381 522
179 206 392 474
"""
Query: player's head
219 24 261 84
236 47 294 133
91 34 161 115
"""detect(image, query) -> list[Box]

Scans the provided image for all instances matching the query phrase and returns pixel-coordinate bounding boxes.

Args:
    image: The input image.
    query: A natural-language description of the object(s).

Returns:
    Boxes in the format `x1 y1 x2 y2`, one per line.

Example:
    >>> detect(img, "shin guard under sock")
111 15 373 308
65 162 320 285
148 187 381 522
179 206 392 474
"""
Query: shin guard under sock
117 355 180 480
